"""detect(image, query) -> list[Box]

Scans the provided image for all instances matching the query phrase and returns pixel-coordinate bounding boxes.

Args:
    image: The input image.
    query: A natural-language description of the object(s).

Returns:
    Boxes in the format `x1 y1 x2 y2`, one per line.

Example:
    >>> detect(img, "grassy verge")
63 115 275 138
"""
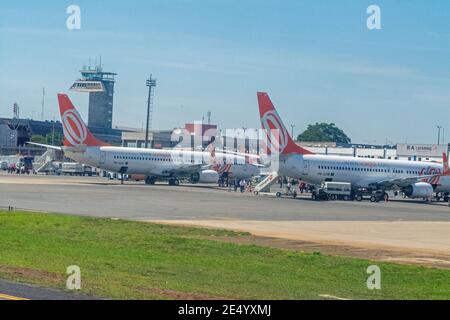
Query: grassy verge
0 210 449 299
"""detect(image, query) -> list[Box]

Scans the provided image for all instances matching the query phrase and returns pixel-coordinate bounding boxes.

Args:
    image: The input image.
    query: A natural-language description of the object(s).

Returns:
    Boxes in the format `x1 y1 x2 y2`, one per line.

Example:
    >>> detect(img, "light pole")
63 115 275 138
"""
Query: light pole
290 124 296 140
437 126 443 145
145 75 157 149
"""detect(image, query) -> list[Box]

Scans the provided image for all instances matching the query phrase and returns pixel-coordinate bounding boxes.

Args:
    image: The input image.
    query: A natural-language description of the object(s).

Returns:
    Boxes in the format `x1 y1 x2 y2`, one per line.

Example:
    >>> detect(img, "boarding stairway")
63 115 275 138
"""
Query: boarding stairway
33 149 57 173
254 171 280 194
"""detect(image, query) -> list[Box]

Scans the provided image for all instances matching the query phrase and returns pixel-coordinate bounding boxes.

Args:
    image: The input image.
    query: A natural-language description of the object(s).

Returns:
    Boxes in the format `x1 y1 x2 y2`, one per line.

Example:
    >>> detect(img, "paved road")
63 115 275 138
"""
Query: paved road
0 174 449 222
0 279 95 300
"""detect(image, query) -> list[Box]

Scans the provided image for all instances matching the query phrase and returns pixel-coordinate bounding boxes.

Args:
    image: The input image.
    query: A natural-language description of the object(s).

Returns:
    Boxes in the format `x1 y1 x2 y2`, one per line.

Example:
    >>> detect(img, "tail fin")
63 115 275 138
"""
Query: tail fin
444 153 449 175
58 94 108 147
257 92 314 155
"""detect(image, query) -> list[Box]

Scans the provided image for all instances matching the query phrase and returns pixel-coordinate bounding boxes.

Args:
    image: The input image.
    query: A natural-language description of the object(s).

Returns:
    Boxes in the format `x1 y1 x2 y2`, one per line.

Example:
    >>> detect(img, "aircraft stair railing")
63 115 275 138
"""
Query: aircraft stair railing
254 171 280 195
33 149 56 174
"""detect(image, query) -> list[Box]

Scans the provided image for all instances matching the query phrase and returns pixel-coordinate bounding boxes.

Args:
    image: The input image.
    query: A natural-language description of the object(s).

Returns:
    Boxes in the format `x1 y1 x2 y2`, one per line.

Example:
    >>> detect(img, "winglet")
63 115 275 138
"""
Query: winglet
257 92 314 155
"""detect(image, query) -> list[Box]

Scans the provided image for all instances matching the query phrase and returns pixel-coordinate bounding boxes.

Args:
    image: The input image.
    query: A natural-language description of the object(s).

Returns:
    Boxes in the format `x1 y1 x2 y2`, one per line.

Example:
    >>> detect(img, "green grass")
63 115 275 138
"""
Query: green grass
0 210 449 300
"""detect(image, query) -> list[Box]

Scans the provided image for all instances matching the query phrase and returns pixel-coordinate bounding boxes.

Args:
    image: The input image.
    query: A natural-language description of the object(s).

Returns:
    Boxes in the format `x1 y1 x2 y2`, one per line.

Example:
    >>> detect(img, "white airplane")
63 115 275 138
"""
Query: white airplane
419 153 450 201
257 92 446 201
31 94 259 185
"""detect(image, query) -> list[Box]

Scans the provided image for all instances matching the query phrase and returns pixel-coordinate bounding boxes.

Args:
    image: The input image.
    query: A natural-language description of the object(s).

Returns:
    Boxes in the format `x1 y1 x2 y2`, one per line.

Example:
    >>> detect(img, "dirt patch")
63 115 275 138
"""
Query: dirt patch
139 287 229 300
0 265 63 285
208 235 450 269
154 220 450 269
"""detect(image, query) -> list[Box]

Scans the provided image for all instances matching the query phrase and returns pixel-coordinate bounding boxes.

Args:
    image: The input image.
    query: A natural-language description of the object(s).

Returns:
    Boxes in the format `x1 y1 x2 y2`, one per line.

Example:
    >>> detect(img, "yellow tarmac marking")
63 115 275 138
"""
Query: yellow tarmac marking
0 293 30 301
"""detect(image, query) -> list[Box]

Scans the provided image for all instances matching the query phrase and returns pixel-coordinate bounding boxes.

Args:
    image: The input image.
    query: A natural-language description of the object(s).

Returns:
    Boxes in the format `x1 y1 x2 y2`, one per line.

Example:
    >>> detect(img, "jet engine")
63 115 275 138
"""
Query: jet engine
403 182 434 199
198 170 220 183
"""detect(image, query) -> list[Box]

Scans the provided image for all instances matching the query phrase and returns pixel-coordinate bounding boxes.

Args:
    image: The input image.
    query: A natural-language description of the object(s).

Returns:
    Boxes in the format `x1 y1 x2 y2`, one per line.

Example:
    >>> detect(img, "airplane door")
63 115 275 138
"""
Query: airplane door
302 160 310 176
100 151 106 165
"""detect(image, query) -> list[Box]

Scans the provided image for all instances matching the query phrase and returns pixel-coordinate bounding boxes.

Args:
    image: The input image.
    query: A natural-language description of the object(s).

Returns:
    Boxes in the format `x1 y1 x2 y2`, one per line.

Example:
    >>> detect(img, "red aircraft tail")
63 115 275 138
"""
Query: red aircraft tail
58 94 108 147
443 153 449 175
257 92 314 155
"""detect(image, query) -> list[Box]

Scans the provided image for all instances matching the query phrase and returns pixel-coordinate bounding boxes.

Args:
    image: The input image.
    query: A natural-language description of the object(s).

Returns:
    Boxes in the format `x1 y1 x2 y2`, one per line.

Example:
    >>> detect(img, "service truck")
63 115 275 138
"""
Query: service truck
61 163 93 176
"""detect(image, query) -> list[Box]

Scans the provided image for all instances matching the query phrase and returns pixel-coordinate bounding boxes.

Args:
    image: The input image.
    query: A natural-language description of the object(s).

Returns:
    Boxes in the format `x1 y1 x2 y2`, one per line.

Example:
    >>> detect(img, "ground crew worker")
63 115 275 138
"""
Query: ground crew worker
286 181 292 195
240 180 246 193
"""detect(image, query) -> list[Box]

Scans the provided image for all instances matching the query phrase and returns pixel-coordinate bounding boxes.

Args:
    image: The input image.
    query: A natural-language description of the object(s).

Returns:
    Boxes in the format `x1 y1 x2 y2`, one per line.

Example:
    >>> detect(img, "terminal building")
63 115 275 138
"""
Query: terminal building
298 142 449 163
121 123 218 150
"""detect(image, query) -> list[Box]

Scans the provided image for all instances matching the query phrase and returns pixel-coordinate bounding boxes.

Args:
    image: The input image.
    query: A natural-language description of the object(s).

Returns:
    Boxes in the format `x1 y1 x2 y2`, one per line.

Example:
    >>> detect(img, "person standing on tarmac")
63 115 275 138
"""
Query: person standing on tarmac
239 180 246 193
286 181 292 195
234 179 239 192
299 181 306 194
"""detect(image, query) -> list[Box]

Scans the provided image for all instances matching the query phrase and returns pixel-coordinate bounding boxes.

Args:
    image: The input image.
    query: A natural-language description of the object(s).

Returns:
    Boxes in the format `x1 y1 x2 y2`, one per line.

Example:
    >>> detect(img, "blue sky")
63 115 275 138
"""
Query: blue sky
1 0 449 144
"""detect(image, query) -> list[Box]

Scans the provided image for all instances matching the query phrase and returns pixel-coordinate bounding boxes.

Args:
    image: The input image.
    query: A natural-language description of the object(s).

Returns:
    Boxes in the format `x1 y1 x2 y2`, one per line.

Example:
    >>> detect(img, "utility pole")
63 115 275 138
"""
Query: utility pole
41 87 45 121
52 117 55 146
145 74 157 149
437 126 442 145
290 124 296 140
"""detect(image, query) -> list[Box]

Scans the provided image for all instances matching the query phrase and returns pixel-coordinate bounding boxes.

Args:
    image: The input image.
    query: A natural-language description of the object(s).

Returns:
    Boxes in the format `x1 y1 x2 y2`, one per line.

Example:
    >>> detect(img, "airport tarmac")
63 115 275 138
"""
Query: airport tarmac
0 279 95 300
1 173 450 221
1 173 450 267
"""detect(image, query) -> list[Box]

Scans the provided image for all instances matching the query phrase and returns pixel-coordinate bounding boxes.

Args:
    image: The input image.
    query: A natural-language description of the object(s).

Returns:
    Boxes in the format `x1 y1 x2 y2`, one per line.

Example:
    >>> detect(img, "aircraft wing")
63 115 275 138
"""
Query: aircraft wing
367 174 440 189
160 164 210 176
26 142 63 151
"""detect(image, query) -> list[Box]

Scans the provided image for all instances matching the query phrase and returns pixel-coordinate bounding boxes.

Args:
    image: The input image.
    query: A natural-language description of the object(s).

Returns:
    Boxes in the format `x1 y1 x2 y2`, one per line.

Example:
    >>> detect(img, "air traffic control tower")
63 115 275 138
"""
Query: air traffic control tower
70 64 117 129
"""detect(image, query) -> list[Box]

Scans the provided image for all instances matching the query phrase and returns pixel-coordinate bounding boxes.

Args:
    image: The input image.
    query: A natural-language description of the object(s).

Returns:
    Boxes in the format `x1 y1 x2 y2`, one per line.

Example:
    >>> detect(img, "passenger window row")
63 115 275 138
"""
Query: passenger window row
113 155 207 164
114 155 170 162
317 165 419 175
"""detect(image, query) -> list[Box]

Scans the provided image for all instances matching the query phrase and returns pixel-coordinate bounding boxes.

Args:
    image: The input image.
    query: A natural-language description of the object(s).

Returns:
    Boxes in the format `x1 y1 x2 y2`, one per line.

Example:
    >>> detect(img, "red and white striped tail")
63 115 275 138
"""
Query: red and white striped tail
257 92 314 155
58 94 108 147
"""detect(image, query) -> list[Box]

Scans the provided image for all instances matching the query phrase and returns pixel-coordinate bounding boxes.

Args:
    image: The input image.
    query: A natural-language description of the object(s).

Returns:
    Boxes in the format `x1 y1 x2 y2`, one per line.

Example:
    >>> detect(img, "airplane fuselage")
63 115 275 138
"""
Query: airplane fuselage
278 154 443 189
64 146 259 179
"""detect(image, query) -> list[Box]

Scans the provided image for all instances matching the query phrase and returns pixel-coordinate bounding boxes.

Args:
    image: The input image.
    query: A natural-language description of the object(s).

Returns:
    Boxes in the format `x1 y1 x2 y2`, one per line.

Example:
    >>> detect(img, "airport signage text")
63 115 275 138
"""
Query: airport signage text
397 144 448 157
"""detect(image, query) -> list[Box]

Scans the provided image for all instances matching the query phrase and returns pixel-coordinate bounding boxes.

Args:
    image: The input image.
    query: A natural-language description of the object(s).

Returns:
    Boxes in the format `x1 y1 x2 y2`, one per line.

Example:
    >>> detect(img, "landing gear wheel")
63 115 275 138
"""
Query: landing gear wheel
356 195 363 202
190 173 200 184
276 192 282 198
145 177 157 185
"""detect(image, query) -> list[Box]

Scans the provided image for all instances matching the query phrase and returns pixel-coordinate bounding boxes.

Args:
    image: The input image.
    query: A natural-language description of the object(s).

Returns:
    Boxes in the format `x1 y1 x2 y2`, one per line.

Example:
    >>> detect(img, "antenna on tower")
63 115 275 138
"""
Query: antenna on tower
41 87 46 121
